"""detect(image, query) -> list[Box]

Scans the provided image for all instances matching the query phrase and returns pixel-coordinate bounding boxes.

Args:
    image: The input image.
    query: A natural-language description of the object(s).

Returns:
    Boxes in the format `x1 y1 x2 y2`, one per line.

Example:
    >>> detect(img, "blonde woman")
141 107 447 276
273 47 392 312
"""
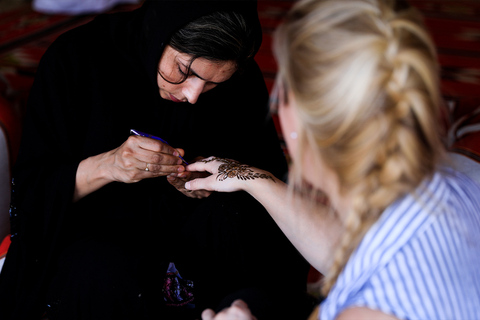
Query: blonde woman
186 0 480 319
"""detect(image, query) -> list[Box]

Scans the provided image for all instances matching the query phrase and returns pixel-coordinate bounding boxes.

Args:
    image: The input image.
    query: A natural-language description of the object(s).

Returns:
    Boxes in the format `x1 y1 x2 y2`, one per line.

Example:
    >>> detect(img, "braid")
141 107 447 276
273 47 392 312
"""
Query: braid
325 0 443 295
275 0 445 296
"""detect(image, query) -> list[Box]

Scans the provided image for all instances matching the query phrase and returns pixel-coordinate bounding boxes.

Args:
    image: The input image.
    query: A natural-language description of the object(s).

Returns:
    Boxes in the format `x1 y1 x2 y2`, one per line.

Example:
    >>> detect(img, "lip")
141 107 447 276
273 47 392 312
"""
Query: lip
169 94 183 103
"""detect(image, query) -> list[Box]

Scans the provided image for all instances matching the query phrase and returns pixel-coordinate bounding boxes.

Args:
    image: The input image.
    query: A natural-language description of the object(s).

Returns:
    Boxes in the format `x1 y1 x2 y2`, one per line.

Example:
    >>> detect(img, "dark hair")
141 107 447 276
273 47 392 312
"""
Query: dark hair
163 10 257 84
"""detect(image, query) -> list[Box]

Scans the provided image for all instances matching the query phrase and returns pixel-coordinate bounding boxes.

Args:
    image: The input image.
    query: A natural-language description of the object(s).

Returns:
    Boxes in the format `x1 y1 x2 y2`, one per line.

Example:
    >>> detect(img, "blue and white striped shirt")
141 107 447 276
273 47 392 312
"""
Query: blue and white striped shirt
320 168 480 320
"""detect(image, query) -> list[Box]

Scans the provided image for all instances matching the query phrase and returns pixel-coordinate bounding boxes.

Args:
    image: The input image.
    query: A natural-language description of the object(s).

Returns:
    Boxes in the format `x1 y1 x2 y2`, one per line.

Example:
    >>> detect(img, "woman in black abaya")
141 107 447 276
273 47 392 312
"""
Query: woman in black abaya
0 1 312 319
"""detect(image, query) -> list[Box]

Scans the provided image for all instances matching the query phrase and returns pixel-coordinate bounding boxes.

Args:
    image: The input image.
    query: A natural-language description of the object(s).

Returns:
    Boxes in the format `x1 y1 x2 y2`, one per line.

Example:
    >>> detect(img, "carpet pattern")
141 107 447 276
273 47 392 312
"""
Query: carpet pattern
0 2 143 164
1 1 480 162
258 0 480 162
408 0 480 161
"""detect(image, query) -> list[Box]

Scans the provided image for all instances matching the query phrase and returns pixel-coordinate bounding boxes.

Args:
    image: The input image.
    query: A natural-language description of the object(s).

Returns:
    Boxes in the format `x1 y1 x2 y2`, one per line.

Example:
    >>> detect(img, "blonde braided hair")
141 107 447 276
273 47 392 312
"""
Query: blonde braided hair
273 0 446 295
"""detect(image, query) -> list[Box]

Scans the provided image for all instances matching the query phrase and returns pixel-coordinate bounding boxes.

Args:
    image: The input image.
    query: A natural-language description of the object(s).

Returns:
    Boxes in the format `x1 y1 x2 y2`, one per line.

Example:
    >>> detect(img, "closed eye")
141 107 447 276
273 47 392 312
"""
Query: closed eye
179 62 222 86
178 65 188 77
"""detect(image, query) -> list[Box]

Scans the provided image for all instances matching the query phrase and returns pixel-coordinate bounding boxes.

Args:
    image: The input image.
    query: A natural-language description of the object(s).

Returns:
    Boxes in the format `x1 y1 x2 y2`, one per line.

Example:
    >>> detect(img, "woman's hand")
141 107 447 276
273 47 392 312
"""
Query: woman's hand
184 156 276 193
107 134 185 182
74 135 186 201
167 170 212 199
201 300 257 320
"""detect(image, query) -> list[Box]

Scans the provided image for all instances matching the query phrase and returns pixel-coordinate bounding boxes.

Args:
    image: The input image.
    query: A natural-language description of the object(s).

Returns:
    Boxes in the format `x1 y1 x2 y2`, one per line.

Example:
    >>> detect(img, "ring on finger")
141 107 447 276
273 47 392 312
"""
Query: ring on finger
145 163 150 171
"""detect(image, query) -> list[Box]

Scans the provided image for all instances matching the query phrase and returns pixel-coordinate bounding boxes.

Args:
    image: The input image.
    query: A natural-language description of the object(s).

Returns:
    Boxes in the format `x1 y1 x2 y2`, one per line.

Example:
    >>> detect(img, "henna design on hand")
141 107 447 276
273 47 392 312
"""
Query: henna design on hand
202 157 275 182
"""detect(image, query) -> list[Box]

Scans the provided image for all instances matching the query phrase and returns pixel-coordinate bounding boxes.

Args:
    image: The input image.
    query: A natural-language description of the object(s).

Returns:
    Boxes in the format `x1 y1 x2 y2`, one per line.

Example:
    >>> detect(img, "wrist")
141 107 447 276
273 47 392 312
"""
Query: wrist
74 152 113 201
241 169 279 194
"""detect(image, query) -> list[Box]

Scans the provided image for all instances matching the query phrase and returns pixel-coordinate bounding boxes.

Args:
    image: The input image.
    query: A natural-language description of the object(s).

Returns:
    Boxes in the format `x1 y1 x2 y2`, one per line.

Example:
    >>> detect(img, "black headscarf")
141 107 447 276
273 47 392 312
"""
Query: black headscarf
120 0 263 85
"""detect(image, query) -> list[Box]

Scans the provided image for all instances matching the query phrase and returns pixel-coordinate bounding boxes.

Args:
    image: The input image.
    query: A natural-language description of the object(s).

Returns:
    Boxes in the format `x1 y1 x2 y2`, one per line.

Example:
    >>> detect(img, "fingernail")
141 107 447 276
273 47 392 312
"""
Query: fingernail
185 182 190 189
177 166 185 172
173 151 179 156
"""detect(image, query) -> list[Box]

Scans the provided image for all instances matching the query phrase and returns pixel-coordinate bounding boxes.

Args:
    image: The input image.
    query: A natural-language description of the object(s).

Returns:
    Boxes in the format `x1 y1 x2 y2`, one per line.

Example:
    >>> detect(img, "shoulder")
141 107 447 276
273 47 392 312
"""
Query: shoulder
438 166 480 210
43 14 117 62
36 22 99 76
321 169 480 320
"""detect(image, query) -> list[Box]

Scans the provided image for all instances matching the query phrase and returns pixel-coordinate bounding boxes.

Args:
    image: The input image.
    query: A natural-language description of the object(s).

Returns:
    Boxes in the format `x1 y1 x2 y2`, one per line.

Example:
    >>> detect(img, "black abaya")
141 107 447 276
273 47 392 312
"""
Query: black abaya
0 1 310 319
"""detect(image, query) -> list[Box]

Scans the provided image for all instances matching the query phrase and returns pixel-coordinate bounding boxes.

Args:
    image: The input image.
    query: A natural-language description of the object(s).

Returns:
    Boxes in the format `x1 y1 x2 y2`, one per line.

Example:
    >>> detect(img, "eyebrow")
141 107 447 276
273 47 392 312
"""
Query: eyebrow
179 61 223 85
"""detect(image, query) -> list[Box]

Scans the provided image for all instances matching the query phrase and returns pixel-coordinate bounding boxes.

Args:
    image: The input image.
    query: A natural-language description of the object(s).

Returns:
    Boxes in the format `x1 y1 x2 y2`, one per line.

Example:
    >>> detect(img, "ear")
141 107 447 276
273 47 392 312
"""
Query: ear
278 92 300 157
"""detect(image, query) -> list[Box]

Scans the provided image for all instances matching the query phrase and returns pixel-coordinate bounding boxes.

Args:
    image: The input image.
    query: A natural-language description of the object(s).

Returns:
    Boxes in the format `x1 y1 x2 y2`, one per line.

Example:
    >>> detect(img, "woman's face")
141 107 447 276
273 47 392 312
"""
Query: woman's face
157 45 237 104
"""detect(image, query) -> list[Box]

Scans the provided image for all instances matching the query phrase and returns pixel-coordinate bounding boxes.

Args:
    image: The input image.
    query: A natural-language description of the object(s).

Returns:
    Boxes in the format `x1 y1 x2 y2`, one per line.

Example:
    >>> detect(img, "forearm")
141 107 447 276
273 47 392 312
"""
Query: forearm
243 175 341 274
185 158 342 272
74 151 113 202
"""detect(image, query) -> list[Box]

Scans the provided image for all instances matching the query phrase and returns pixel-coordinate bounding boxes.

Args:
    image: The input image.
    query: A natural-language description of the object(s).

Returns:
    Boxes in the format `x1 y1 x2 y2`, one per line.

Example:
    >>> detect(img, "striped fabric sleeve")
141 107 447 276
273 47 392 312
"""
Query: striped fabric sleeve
320 168 480 320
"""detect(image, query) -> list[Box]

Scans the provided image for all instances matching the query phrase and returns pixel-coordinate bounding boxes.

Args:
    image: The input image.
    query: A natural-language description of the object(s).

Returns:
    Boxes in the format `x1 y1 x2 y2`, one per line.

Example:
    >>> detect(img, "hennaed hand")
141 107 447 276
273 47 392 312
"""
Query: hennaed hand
201 300 258 320
184 156 275 193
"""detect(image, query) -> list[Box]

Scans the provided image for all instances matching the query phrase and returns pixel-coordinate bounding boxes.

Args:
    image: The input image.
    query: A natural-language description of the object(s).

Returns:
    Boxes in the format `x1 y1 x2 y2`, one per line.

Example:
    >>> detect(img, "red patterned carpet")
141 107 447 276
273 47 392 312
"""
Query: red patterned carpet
1 0 480 162
257 0 480 162
0 2 143 163
409 0 480 161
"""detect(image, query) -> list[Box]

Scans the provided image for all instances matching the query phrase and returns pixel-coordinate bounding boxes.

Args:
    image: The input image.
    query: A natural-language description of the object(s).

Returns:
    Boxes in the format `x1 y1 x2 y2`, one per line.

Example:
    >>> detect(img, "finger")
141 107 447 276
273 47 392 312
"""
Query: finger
166 173 178 182
231 299 249 309
225 303 255 320
124 141 183 169
176 170 190 179
196 190 212 198
142 150 184 167
185 156 218 173
201 308 216 320
215 305 252 320
128 135 179 156
134 151 185 173
135 158 183 174
175 148 185 158
185 162 206 172
184 176 214 191
166 173 186 186
144 162 185 175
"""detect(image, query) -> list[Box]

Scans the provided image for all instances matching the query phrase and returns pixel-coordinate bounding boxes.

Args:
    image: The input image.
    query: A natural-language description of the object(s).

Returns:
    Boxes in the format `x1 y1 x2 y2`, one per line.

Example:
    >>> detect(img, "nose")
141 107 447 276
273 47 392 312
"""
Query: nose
182 77 205 104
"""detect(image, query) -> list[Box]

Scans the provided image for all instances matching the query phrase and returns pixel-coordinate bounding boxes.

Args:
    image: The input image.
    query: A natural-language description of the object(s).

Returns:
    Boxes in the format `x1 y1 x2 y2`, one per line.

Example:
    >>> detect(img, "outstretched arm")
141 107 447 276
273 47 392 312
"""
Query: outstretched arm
185 157 342 274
